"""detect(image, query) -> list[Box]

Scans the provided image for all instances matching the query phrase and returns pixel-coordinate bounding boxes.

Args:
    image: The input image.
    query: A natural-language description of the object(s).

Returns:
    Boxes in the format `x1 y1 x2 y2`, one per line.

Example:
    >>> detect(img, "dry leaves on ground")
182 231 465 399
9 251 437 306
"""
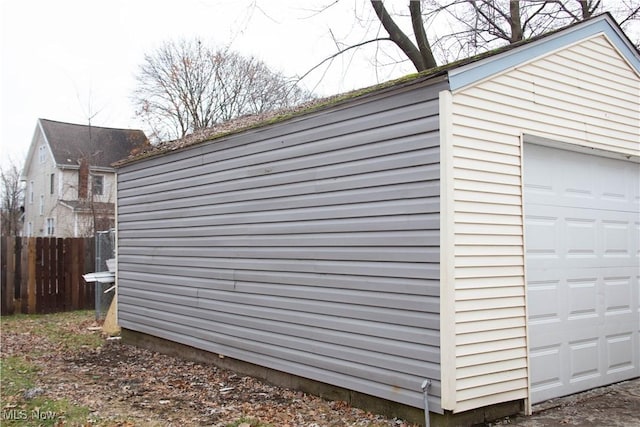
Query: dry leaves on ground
1 312 416 426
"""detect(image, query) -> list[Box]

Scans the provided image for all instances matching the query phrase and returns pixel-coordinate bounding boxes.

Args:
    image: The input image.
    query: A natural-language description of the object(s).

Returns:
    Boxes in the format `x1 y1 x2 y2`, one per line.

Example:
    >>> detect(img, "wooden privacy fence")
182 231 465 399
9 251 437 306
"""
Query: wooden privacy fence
1 237 95 315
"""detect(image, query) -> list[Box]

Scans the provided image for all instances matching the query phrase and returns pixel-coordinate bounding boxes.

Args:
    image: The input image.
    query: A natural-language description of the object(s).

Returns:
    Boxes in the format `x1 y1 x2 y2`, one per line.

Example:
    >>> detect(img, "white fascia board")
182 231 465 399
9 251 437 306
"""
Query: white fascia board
57 165 80 171
23 119 59 178
58 165 115 173
38 119 57 167
449 15 640 92
89 166 116 173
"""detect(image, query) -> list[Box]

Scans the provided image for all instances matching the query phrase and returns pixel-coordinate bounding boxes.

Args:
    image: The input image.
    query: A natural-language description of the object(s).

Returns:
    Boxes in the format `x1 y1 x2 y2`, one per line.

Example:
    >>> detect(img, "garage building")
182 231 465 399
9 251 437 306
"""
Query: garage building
115 14 639 425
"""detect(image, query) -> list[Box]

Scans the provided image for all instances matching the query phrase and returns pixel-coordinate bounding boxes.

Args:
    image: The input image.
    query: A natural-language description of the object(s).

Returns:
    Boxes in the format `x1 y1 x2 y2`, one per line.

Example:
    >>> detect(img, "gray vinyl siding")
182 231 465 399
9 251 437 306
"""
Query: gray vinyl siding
117 79 447 411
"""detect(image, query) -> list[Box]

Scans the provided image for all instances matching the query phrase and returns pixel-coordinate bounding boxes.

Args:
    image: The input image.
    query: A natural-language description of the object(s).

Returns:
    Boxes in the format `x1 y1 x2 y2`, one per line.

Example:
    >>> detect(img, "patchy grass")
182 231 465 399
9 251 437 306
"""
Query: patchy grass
0 311 103 426
1 310 103 352
1 311 415 426
0 356 39 396
0 355 92 426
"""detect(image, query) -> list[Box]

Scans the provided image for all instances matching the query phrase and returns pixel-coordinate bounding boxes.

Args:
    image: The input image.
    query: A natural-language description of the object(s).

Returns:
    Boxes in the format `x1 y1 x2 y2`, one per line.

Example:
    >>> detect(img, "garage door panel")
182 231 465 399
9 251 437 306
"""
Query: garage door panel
529 319 631 347
527 280 561 322
567 280 598 318
526 206 636 268
551 272 639 318
524 143 640 404
603 221 633 256
604 275 635 313
529 345 562 390
524 149 639 212
606 333 636 373
568 338 600 380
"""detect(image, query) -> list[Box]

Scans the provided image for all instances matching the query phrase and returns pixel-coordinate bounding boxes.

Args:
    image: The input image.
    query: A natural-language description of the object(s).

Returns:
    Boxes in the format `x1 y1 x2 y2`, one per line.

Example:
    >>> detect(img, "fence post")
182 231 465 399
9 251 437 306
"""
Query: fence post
63 238 72 311
45 237 55 313
56 238 64 312
27 238 37 314
70 239 80 310
0 236 14 315
20 238 29 314
1 237 5 314
35 238 44 314
7 237 16 315
14 236 22 309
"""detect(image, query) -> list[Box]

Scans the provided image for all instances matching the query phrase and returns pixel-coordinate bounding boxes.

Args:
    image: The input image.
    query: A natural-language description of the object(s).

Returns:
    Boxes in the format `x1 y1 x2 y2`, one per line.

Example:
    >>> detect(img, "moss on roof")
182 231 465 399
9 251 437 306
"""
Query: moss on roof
114 66 451 167
115 14 615 167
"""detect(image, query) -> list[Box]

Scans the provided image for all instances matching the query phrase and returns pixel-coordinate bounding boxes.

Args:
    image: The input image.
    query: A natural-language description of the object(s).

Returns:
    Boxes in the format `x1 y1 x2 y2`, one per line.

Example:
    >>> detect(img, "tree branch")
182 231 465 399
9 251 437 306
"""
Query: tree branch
522 2 554 35
297 37 393 83
409 0 437 69
468 0 511 42
510 0 523 42
370 0 426 71
618 5 640 26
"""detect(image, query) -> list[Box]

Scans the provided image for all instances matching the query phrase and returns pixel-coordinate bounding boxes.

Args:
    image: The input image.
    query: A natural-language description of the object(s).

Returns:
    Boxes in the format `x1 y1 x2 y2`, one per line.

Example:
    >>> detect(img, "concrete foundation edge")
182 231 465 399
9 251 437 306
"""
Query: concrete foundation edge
121 328 524 426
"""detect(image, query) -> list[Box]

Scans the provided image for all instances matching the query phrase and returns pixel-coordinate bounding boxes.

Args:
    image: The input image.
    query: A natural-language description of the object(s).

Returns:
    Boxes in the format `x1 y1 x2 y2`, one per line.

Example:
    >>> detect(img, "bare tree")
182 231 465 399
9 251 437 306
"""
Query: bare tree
1 159 24 236
302 0 639 77
423 0 639 63
133 39 313 142
370 0 437 71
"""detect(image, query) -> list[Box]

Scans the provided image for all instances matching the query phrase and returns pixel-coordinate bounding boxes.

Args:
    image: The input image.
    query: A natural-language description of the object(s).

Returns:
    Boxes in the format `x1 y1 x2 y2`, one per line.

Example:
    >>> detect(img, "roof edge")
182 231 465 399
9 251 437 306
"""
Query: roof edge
449 13 640 91
114 72 450 167
38 117 147 134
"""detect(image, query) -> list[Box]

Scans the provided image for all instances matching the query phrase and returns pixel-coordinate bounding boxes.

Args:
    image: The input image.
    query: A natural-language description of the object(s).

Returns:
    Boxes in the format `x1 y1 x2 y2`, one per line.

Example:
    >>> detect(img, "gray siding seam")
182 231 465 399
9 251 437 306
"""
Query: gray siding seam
117 83 445 410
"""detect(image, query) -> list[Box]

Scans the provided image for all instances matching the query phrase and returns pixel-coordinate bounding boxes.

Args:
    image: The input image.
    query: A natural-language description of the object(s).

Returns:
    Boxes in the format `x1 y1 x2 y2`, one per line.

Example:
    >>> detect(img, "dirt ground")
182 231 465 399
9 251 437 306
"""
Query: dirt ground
494 378 640 426
1 312 639 426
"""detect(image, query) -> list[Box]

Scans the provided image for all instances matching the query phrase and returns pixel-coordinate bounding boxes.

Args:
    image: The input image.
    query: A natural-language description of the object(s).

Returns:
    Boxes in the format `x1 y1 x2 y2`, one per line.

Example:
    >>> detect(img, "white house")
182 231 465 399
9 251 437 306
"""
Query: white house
114 15 639 425
22 119 148 237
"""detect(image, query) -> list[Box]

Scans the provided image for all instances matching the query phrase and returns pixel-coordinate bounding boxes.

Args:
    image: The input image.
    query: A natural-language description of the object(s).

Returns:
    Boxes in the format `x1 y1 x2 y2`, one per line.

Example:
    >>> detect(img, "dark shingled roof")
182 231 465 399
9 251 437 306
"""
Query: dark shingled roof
40 119 149 168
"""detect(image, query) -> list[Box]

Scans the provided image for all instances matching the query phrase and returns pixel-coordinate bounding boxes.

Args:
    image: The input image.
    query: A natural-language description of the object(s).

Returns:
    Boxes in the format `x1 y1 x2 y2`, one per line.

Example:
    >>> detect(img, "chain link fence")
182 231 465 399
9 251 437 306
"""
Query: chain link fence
94 229 115 319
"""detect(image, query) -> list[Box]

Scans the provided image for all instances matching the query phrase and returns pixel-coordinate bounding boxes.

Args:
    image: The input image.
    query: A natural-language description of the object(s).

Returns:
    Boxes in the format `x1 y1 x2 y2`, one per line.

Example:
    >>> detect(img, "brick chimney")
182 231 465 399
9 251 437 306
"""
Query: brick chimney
78 159 89 199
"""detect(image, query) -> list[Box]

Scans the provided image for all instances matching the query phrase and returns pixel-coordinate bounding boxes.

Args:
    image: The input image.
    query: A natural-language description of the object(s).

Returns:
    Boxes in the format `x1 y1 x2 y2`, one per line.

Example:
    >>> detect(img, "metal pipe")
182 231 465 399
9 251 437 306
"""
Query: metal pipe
421 379 432 427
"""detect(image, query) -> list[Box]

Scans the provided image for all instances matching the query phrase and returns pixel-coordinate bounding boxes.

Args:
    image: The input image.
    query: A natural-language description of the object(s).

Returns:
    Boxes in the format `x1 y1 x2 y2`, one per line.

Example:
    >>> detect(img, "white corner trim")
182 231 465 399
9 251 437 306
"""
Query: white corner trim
439 89 457 411
519 133 533 416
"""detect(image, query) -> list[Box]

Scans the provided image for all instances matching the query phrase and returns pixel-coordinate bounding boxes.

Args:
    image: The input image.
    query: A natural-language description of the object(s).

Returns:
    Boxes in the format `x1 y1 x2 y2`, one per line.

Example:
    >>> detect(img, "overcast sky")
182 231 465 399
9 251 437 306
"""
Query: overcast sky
0 0 421 168
1 1 638 170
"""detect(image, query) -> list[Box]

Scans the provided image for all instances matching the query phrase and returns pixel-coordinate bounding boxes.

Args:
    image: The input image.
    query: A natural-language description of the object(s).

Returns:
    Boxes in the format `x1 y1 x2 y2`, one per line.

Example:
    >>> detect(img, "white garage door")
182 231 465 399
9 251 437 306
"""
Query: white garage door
524 143 640 404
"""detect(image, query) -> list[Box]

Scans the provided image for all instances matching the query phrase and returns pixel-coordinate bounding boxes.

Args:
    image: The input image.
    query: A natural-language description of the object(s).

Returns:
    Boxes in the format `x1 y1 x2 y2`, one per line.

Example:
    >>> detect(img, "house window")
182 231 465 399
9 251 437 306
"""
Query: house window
38 145 47 163
92 175 104 196
45 218 55 236
39 194 44 215
27 222 32 237
29 181 34 204
50 173 55 195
